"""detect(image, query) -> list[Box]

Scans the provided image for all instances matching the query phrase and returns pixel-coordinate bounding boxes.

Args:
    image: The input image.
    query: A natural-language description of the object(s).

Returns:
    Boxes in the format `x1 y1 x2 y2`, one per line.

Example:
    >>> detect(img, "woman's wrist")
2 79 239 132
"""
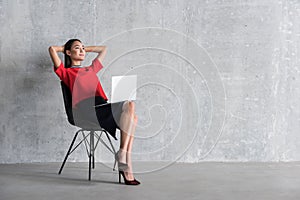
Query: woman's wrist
85 46 106 53
84 46 93 52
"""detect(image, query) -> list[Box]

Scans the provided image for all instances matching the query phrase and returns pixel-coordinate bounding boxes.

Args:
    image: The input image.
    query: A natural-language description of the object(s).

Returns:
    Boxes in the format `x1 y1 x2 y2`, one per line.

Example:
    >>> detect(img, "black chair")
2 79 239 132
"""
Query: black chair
58 81 117 181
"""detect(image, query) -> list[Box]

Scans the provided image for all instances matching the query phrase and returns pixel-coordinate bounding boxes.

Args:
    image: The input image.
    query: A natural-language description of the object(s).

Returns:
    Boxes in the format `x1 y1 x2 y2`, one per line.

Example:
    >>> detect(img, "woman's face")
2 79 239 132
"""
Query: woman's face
67 41 86 61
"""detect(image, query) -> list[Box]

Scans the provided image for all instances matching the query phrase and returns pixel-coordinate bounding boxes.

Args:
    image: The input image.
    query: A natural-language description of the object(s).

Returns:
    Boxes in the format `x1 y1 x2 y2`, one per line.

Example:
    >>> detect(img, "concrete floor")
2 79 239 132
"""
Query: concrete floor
1 162 300 200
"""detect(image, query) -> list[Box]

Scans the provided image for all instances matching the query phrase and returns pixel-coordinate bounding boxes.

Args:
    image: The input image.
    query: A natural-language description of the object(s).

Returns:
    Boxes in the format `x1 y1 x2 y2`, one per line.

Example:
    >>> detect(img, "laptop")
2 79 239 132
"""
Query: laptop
95 75 137 107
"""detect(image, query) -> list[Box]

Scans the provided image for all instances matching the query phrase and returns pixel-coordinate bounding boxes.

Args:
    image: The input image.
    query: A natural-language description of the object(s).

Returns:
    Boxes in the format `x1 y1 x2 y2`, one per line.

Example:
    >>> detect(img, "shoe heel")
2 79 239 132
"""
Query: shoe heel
118 171 140 185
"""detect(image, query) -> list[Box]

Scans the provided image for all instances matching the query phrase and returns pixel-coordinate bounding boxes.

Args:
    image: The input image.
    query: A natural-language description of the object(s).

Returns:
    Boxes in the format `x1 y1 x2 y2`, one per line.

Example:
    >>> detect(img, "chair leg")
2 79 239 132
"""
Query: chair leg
58 131 80 175
58 129 116 181
89 153 91 181
105 131 116 155
91 131 95 169
88 131 95 181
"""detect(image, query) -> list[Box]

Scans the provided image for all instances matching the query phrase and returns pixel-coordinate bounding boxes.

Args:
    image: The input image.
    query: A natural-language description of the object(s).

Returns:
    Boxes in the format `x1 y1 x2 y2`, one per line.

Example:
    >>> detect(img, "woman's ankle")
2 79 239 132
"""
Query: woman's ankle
117 148 127 164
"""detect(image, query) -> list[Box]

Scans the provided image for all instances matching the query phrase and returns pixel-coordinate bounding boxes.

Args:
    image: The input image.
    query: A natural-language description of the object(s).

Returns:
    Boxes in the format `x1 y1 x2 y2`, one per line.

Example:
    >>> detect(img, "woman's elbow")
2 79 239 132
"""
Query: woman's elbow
48 46 54 53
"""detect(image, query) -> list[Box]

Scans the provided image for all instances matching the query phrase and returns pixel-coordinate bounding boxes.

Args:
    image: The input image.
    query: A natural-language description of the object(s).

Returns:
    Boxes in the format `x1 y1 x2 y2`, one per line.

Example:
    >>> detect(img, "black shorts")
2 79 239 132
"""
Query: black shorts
73 96 125 140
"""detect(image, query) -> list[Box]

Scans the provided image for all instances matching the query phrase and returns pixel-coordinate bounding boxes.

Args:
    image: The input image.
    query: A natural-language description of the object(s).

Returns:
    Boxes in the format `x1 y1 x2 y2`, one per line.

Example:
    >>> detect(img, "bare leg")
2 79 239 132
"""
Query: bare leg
124 115 137 180
117 102 137 180
126 115 137 153
119 101 136 134
118 131 130 164
124 136 134 179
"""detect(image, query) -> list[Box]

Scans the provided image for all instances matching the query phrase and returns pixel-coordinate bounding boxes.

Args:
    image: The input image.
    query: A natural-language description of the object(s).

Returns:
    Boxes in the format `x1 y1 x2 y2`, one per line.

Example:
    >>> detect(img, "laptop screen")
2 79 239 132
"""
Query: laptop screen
111 75 137 103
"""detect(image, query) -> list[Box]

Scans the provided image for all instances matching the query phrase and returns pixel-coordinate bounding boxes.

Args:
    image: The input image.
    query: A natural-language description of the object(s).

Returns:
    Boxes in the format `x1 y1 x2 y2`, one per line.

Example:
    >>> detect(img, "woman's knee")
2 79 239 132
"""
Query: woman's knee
128 101 135 112
123 101 135 114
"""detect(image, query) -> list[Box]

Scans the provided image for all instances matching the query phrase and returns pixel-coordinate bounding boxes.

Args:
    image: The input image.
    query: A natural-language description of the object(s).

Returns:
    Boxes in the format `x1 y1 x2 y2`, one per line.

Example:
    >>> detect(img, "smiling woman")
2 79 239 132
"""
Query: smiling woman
65 41 86 65
48 39 140 185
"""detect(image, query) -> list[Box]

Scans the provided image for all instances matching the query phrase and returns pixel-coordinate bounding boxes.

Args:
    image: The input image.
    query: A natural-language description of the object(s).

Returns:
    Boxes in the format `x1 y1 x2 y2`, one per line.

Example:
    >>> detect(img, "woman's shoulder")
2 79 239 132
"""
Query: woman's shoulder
90 58 103 72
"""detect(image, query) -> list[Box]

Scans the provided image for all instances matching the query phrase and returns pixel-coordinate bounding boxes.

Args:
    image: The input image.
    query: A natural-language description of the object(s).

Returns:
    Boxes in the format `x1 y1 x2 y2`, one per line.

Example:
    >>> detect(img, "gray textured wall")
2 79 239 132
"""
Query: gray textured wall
1 0 300 164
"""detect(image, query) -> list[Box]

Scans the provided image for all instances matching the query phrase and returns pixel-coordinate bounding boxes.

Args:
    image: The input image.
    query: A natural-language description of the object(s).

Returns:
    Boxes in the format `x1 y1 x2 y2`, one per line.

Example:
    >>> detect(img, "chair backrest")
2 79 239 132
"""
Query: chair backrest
60 81 75 125
60 81 102 130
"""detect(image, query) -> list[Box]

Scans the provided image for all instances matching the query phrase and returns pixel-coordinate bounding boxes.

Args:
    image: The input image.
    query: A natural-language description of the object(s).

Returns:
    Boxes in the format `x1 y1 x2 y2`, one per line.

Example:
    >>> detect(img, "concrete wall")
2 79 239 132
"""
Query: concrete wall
1 0 300 164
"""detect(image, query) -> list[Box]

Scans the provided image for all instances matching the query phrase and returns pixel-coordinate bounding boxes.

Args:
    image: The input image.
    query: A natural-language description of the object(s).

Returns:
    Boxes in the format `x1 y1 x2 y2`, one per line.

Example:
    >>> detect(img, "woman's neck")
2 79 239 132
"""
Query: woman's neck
72 61 81 66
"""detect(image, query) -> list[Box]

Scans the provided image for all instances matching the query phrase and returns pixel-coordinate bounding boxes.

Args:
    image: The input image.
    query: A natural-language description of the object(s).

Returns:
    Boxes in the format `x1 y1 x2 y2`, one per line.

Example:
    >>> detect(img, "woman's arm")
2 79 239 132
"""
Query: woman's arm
85 46 107 63
48 46 64 68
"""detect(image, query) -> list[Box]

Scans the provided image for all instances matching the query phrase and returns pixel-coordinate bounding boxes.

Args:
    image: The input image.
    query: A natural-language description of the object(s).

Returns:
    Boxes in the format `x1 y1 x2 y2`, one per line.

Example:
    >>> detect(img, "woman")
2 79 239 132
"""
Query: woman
49 39 140 185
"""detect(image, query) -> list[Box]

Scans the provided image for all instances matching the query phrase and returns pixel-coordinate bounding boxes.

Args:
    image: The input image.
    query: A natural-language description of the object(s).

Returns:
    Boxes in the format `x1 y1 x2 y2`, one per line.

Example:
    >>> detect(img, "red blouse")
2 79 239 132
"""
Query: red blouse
54 59 108 108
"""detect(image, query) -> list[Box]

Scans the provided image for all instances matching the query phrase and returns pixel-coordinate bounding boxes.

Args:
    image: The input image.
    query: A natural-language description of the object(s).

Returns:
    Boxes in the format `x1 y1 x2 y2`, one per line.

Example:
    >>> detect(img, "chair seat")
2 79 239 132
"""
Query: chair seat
74 119 103 131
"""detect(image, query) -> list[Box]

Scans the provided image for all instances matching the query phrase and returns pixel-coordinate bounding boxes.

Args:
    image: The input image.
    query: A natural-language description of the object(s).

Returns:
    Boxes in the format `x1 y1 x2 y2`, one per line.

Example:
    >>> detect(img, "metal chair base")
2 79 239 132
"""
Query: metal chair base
58 128 116 181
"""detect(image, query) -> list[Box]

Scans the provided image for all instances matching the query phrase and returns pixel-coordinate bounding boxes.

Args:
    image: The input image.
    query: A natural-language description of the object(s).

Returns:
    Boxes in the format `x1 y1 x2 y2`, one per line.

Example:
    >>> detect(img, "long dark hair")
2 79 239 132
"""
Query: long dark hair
63 39 81 68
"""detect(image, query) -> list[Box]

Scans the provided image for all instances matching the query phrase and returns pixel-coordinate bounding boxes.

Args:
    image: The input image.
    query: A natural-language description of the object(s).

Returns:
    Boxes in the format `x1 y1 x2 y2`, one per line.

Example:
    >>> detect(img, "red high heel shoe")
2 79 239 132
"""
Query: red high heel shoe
119 170 140 185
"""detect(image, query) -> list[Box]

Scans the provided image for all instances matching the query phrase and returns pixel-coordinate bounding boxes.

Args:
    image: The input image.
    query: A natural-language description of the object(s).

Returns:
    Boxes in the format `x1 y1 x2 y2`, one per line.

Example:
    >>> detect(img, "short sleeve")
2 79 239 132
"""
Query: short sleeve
91 58 103 73
54 62 67 81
